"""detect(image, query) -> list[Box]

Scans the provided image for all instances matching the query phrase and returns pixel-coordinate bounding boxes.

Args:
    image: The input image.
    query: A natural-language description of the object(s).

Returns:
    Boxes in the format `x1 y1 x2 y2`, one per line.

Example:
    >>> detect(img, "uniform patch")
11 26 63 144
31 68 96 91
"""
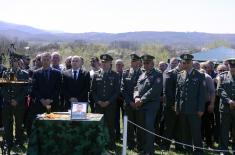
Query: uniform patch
156 78 161 83
203 80 206 86
96 78 102 81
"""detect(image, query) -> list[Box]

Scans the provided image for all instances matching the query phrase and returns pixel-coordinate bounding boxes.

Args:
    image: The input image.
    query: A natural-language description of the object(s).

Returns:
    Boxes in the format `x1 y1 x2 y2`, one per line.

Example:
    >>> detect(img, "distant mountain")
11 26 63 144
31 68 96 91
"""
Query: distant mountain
1 21 235 47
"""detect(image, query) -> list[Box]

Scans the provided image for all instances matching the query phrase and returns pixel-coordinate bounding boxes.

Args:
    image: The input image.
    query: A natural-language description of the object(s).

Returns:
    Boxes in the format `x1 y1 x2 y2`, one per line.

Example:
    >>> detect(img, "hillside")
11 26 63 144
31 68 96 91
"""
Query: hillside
1 21 235 47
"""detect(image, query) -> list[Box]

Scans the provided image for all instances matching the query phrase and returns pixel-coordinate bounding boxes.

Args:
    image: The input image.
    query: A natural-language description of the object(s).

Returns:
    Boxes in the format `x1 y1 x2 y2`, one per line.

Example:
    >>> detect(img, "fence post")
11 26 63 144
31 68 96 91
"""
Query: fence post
122 115 128 155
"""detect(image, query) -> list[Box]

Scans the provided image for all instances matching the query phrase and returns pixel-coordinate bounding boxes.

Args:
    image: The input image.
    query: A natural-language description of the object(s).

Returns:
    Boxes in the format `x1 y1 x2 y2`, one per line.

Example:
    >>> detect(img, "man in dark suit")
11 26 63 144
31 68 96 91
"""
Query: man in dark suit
27 52 61 134
62 55 90 111
32 52 61 113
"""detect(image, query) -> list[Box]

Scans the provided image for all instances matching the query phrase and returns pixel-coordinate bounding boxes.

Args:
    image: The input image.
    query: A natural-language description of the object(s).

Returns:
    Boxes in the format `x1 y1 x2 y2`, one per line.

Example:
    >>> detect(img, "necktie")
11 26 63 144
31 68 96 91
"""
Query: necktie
73 70 77 80
44 70 49 80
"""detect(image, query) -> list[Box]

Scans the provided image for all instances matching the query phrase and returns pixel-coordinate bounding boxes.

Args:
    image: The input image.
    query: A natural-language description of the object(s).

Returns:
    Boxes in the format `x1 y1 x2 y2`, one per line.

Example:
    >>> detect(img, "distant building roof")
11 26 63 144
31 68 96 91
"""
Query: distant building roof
192 47 235 62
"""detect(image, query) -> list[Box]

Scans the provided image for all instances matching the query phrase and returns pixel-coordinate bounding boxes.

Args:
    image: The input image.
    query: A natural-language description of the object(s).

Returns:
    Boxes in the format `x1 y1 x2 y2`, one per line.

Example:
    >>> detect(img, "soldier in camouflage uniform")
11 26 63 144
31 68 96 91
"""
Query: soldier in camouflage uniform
134 54 163 155
217 58 235 154
122 54 144 151
1 58 29 152
90 54 119 151
175 54 207 154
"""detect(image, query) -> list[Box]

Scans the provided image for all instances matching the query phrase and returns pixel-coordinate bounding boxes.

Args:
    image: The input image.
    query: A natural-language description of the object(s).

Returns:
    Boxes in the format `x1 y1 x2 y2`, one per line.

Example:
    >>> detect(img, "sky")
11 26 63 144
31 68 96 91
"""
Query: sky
0 0 234 33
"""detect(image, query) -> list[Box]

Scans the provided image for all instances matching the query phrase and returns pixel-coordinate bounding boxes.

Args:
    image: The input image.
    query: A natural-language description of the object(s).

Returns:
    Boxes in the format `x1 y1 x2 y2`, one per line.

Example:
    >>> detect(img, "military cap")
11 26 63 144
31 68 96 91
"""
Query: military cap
130 54 141 61
180 54 194 61
141 54 155 61
100 54 113 62
227 58 235 67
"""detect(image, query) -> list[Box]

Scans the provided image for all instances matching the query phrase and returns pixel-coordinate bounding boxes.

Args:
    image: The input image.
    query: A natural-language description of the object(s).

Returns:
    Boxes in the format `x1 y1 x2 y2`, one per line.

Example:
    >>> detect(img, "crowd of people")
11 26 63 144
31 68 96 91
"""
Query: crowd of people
0 50 234 155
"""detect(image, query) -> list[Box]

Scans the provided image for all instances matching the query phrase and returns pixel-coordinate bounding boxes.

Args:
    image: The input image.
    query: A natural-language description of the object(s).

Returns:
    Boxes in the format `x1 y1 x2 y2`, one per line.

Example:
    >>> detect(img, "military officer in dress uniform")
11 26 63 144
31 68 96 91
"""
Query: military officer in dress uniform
175 54 207 154
134 54 163 155
217 58 235 154
90 54 119 151
1 57 29 152
162 60 183 151
122 54 144 151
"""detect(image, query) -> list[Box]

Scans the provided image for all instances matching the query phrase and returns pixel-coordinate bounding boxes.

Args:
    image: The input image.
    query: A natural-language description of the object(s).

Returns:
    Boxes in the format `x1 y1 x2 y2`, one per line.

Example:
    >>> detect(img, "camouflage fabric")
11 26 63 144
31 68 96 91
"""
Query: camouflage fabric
27 115 108 155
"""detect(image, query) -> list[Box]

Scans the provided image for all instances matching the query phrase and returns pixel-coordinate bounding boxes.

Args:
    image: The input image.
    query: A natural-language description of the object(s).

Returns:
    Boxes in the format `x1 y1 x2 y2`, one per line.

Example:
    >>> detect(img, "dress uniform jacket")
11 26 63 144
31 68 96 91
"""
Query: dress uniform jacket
217 71 235 152
1 68 29 147
164 68 180 109
122 68 144 149
175 68 207 153
134 68 163 108
90 69 119 149
163 67 182 150
122 68 142 106
217 71 235 113
176 69 207 114
90 70 119 105
134 68 163 154
1 69 29 104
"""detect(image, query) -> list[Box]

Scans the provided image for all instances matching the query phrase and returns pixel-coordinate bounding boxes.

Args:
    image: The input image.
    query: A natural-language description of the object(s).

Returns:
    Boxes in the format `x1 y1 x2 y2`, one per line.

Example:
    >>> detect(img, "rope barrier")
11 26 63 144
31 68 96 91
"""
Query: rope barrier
127 120 234 153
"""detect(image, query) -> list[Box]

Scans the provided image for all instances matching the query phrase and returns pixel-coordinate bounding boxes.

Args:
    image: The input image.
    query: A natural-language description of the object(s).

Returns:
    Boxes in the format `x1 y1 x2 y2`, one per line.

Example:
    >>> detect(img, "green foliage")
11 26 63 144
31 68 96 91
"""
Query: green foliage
141 43 170 64
27 119 108 155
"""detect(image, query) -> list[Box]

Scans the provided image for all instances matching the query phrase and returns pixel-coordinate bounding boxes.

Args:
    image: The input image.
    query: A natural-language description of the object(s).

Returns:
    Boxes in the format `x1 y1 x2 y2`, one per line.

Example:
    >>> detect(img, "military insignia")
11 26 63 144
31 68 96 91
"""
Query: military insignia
156 78 161 83
144 55 148 60
203 80 206 86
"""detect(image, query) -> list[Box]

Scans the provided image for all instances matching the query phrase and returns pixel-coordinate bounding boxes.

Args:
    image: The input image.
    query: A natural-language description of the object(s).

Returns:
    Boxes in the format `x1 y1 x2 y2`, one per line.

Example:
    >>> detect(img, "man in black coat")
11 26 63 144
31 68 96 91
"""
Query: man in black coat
27 52 61 134
62 55 90 111
32 52 61 113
